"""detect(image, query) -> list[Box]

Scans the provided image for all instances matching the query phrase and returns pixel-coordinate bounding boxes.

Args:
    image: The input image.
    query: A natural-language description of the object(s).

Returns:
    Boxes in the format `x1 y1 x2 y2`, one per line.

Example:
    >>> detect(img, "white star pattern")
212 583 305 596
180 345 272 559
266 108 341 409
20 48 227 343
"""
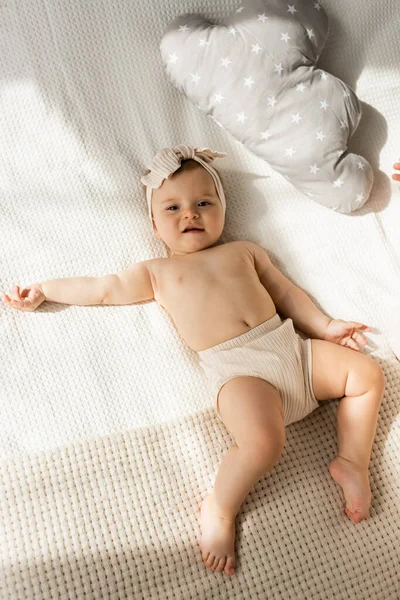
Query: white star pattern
237 112 248 123
251 43 262 54
244 76 255 88
333 178 344 188
190 72 201 84
213 92 225 103
261 130 272 140
173 3 365 213
221 57 232 67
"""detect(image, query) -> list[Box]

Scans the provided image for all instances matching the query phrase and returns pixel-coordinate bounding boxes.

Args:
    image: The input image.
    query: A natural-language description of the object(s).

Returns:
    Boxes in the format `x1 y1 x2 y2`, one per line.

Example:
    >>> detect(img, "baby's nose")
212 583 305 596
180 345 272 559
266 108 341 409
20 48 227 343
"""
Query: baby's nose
184 209 199 218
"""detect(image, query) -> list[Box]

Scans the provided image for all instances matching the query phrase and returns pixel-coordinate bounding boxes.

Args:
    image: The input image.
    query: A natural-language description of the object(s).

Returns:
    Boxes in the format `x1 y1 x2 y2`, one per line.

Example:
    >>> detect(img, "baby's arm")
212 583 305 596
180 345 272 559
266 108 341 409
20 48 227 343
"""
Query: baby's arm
2 261 155 311
249 241 330 339
102 261 154 305
3 277 108 311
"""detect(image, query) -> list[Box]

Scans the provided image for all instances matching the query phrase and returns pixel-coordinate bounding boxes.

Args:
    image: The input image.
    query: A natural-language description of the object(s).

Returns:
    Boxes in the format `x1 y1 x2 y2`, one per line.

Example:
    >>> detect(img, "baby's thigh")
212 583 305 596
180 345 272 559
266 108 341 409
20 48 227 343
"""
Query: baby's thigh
311 339 383 402
217 376 285 452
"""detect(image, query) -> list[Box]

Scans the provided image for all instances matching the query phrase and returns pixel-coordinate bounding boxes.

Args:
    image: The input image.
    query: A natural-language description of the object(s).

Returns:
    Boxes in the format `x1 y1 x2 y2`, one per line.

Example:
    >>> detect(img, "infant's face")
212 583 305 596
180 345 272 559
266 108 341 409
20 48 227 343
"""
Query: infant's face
151 162 225 256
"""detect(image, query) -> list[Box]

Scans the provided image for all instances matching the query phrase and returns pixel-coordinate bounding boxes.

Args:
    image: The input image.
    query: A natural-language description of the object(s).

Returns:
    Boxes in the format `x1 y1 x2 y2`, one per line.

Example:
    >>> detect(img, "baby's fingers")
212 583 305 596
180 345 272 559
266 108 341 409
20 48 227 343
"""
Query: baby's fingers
2 291 33 310
393 163 400 181
3 293 22 307
2 294 20 308
7 284 24 301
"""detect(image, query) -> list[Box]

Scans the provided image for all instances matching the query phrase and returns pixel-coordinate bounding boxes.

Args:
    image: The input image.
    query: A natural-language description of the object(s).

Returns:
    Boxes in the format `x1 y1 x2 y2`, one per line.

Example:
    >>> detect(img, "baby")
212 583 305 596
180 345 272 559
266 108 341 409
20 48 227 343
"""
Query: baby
3 146 387 578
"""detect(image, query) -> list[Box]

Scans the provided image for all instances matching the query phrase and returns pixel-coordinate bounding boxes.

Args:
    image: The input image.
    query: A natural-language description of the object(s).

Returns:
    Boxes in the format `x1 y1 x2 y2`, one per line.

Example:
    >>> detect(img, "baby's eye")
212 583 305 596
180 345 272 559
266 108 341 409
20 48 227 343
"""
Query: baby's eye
166 201 210 211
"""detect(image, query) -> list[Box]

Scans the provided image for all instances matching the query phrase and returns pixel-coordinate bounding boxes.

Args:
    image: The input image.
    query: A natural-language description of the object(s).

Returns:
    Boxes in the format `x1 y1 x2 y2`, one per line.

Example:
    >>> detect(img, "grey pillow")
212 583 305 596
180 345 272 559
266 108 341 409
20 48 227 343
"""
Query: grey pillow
160 0 373 213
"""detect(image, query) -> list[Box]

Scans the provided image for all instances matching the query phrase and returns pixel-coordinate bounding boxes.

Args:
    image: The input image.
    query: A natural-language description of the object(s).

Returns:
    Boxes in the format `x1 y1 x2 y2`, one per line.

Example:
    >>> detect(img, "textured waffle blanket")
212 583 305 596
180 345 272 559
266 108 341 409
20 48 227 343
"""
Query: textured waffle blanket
1 1 400 598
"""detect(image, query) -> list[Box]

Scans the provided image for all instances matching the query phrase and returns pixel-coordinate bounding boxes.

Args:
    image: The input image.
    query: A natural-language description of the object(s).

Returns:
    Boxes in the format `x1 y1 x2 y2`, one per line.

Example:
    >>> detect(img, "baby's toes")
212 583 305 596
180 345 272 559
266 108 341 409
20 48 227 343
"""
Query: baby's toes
205 554 216 570
214 557 226 573
224 557 236 576
345 506 369 524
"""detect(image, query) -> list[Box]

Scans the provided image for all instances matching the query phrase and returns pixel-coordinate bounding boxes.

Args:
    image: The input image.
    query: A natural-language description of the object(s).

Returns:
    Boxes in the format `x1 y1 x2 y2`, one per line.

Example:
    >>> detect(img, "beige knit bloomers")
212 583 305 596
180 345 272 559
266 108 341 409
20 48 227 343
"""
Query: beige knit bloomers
198 313 320 427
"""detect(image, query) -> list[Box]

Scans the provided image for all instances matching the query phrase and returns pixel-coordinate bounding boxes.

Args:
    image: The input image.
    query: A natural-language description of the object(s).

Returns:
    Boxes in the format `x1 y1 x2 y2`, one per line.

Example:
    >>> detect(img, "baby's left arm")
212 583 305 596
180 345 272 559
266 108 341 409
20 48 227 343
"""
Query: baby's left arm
248 241 331 339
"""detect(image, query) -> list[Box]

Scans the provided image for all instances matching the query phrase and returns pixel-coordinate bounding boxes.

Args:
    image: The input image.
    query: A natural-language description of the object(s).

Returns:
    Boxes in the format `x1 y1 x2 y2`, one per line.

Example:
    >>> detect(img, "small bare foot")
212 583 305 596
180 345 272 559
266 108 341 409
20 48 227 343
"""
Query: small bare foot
200 493 236 576
328 456 372 524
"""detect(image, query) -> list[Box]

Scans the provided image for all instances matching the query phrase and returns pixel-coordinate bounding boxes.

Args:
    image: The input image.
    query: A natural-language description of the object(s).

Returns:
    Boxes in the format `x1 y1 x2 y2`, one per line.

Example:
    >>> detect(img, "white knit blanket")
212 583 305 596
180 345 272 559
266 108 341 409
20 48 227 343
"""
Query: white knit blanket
1 1 399 598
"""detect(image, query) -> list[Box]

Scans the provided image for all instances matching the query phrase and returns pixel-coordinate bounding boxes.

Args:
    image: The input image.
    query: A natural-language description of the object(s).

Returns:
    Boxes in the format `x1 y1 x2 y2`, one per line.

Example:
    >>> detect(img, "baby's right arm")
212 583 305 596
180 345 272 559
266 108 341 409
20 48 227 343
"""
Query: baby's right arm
2 277 108 311
2 261 155 312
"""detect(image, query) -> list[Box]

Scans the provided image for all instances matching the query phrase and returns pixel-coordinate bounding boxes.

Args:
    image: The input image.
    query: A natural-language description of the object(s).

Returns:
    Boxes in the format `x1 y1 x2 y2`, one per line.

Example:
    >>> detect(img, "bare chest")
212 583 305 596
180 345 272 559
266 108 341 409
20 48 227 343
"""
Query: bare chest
151 242 251 303
148 242 276 351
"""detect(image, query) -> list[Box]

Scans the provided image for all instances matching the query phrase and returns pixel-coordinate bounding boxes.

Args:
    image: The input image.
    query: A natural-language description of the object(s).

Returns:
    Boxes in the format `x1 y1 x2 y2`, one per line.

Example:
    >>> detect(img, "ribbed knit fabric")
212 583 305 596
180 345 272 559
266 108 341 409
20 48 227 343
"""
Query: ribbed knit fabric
198 314 319 426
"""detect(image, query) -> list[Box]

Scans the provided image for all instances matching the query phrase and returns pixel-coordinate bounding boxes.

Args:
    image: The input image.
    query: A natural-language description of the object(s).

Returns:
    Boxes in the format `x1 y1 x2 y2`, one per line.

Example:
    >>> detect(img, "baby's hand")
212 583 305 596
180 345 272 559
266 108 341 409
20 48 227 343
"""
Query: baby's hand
323 319 370 352
2 284 46 312
392 162 400 182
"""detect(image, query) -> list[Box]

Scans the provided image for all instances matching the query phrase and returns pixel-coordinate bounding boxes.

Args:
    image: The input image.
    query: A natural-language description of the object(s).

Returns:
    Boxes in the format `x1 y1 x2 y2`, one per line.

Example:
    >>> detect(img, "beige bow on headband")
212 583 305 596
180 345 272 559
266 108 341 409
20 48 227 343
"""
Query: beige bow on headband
141 145 227 222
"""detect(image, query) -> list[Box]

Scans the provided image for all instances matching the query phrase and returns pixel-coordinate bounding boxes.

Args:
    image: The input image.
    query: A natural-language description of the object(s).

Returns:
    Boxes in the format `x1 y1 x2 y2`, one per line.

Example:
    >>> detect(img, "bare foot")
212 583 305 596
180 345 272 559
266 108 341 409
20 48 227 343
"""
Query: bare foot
200 493 236 575
328 456 372 523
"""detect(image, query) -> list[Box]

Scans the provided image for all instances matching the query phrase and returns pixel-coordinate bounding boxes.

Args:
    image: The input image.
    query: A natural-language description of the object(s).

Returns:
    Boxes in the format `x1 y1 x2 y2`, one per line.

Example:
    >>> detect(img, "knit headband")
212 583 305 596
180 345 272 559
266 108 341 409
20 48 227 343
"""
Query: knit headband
140 145 227 222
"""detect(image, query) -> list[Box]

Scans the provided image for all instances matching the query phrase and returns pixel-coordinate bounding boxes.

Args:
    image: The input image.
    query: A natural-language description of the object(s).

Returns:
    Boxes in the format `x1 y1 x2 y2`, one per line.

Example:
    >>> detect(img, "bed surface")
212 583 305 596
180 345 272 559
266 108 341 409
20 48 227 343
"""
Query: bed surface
1 1 399 598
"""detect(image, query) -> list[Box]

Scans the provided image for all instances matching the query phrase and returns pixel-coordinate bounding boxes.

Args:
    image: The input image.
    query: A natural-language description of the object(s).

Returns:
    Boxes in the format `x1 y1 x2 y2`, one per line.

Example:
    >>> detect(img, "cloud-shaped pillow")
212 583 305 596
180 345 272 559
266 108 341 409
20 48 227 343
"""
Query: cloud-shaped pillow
160 0 373 213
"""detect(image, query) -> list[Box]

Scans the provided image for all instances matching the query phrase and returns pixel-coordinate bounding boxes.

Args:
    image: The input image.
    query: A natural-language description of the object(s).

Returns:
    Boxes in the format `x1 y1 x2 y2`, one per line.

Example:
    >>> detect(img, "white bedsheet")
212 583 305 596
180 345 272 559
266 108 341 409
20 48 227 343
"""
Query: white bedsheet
1 1 399 598
1 0 399 457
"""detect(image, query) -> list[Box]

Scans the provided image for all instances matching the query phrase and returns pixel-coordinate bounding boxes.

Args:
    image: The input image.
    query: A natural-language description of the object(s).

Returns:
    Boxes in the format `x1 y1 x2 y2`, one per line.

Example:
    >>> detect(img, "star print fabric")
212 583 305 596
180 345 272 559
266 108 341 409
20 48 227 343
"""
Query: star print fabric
161 0 373 213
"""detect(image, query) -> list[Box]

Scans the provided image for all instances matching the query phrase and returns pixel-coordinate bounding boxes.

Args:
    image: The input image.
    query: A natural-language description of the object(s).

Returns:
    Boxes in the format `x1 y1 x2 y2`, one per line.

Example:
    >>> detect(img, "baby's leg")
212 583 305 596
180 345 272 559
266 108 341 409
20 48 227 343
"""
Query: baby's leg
311 340 385 523
201 376 285 576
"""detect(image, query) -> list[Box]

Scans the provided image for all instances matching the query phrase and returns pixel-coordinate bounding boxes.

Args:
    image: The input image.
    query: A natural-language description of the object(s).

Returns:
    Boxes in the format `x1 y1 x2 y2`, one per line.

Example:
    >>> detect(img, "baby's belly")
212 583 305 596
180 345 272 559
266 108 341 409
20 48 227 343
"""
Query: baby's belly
166 294 277 352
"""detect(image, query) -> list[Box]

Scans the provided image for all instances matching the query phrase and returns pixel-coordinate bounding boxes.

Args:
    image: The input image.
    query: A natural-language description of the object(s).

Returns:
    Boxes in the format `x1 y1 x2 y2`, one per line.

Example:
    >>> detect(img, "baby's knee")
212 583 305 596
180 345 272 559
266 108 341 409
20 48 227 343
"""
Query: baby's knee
367 360 385 394
242 432 285 472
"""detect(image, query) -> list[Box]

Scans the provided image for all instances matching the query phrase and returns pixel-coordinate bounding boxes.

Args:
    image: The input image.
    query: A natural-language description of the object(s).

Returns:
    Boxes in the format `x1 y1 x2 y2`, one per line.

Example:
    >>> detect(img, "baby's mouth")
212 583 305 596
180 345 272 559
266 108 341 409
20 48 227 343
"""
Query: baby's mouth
183 227 205 233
